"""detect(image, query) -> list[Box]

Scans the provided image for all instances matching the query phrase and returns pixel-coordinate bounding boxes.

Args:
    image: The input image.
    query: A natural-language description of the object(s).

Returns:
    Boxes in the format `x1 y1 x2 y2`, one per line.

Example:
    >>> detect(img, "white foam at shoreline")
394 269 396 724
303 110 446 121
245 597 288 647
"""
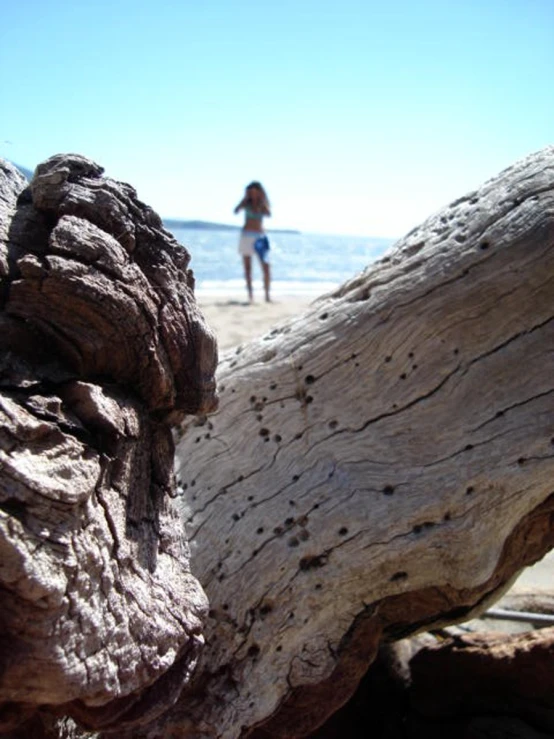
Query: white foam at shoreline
194 279 340 300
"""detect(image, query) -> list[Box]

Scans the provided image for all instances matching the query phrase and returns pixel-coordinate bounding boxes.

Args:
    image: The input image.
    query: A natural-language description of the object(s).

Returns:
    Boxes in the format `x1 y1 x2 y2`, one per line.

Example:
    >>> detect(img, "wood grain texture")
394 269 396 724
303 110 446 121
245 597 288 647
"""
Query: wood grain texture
0 156 217 733
169 146 554 738
2 147 554 738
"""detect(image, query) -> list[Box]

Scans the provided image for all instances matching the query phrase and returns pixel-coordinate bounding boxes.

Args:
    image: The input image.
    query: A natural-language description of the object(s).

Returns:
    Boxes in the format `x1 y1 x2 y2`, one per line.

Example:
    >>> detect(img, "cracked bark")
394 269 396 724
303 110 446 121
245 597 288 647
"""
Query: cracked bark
0 156 217 734
165 146 554 738
1 148 554 739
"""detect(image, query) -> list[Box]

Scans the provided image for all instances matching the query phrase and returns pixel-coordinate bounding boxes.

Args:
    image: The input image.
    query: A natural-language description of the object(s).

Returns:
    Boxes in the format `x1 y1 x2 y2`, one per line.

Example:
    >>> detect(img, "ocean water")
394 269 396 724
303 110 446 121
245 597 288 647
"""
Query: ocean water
167 228 396 300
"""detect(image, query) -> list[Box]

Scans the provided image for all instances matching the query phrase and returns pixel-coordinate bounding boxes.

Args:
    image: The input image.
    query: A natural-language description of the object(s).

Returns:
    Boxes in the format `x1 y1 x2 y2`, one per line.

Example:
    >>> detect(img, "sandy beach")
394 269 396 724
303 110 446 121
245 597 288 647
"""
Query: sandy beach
198 296 314 351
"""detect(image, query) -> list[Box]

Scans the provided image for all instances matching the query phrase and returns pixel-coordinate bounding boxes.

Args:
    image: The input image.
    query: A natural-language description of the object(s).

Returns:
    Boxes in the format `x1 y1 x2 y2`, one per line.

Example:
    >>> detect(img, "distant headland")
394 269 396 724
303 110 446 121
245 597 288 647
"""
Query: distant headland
163 218 300 235
7 165 300 235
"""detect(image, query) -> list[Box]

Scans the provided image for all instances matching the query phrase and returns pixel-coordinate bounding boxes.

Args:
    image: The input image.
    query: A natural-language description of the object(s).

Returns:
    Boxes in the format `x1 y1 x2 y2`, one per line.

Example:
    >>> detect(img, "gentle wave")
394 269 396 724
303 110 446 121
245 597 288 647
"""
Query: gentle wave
169 227 395 298
194 278 341 300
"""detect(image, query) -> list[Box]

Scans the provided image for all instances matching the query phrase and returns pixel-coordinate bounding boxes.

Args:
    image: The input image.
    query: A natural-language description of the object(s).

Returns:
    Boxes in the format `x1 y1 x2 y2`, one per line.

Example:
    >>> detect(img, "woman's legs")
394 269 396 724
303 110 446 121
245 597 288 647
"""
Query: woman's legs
242 255 253 302
262 261 271 302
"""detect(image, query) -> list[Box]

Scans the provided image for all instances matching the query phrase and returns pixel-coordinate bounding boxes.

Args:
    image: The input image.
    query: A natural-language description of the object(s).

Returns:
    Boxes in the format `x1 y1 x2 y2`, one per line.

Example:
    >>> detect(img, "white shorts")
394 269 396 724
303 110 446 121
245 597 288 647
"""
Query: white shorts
238 232 268 260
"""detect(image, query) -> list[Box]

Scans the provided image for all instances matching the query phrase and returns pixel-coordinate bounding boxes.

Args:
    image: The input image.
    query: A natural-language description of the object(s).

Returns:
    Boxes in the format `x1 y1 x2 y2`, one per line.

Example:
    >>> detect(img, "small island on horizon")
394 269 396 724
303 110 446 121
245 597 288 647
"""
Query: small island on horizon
162 218 300 235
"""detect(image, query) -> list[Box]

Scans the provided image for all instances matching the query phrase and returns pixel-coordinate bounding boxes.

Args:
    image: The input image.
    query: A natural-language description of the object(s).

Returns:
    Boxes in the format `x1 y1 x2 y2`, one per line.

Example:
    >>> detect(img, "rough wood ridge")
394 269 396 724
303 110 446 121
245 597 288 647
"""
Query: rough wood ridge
0 155 217 734
170 146 554 737
1 146 554 738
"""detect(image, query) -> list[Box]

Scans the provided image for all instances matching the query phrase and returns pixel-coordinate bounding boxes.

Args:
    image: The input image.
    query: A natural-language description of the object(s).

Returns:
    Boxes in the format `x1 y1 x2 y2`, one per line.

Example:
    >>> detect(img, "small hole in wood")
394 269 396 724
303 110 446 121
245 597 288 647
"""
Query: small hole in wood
248 644 260 658
390 571 408 582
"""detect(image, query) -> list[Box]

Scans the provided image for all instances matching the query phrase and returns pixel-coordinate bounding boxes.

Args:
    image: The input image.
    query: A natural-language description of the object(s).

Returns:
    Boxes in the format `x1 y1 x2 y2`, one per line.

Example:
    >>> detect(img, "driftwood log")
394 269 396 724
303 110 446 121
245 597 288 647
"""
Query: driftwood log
170 146 554 737
0 147 553 738
305 628 554 738
0 155 217 734
409 626 554 732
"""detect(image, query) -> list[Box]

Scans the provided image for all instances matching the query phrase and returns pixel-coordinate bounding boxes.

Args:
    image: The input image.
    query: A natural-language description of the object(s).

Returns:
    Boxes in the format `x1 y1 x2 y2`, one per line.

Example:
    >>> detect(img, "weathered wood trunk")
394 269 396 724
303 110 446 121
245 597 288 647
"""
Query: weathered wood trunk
408 627 554 727
167 146 554 737
1 148 554 738
0 156 217 734
305 628 554 738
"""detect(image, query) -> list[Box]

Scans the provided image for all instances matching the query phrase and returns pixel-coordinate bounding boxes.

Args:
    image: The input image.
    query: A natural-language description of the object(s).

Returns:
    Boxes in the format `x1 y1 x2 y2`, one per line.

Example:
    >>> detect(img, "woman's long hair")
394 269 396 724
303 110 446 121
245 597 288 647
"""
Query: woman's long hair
246 181 270 212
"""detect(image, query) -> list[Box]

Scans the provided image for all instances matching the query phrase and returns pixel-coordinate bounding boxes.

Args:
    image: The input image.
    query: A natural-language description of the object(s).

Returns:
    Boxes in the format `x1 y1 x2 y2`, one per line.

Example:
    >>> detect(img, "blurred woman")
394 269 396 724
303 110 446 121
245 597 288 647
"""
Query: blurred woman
234 181 271 302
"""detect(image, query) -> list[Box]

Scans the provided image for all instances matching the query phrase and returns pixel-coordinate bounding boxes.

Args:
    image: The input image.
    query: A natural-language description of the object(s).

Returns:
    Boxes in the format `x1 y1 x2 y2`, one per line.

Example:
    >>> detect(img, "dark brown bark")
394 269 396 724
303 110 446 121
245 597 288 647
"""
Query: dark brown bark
409 627 554 724
0 155 217 733
2 147 554 739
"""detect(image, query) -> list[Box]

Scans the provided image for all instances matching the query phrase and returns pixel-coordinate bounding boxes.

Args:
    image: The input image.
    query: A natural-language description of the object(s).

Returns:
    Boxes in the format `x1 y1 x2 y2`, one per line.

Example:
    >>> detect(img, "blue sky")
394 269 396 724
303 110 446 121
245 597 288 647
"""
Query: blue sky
2 0 552 237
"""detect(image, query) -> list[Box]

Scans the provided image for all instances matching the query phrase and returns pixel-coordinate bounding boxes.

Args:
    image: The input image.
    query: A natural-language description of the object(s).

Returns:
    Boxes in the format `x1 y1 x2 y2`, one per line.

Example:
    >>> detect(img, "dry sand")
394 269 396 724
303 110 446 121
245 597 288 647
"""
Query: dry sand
198 296 314 351
512 549 554 591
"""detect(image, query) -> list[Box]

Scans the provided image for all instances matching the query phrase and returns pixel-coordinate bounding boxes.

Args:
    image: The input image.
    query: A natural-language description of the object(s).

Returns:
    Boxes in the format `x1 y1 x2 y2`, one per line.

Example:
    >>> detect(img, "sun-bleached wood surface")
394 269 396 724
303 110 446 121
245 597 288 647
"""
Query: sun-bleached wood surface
169 146 554 737
1 148 554 738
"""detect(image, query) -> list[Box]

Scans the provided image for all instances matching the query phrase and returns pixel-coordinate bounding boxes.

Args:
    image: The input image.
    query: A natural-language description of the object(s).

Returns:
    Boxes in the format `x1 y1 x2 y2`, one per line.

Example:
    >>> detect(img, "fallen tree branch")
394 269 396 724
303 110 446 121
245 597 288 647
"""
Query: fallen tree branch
168 146 554 738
